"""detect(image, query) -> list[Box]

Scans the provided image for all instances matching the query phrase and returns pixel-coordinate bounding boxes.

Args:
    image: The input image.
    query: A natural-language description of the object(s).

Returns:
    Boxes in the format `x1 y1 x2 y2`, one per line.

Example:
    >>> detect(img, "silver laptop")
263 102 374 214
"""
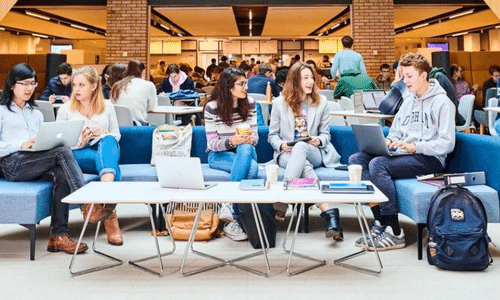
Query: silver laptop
21 120 85 152
155 156 217 190
351 124 412 157
362 90 386 113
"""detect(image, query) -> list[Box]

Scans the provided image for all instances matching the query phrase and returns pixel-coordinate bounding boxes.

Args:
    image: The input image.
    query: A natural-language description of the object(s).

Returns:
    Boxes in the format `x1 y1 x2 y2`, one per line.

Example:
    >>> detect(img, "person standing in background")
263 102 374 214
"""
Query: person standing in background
330 36 367 79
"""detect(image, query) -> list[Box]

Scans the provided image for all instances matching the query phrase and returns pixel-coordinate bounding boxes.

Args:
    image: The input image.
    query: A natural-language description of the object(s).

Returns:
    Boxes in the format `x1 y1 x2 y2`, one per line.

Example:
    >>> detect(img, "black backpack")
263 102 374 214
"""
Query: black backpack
427 185 492 271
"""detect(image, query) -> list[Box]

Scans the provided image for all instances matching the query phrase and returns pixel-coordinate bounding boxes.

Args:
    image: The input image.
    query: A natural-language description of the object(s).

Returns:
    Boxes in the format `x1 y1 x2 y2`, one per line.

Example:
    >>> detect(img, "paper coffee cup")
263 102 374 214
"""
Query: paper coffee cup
348 164 362 183
265 164 279 183
236 123 251 135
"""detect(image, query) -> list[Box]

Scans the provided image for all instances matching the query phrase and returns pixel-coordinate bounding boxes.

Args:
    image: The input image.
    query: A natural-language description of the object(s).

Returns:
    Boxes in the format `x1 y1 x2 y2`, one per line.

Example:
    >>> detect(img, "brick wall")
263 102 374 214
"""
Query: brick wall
106 0 150 65
351 0 395 79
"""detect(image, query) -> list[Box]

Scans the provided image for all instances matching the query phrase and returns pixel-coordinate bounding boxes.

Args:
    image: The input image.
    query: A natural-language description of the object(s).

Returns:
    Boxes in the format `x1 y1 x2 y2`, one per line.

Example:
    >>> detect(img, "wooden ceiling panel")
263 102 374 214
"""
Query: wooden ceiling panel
154 7 239 37
397 9 500 38
263 6 347 37
38 7 107 29
394 6 462 28
0 11 102 39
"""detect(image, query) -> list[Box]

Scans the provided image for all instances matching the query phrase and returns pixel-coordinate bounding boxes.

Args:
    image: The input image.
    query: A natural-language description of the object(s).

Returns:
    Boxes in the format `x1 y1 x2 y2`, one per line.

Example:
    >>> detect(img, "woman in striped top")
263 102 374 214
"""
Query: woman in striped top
203 68 258 241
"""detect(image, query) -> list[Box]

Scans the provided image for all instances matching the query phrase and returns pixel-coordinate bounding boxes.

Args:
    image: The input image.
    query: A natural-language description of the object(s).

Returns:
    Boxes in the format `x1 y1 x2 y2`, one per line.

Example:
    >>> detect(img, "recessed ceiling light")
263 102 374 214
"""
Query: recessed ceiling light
449 10 474 19
413 23 429 30
25 11 50 21
160 24 170 30
32 33 49 38
452 31 468 37
70 24 87 31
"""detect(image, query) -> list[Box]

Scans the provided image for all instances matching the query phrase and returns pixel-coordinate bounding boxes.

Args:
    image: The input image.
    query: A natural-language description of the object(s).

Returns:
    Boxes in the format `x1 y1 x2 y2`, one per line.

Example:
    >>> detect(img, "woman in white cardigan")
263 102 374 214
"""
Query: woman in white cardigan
268 62 343 240
56 66 123 246
111 59 157 125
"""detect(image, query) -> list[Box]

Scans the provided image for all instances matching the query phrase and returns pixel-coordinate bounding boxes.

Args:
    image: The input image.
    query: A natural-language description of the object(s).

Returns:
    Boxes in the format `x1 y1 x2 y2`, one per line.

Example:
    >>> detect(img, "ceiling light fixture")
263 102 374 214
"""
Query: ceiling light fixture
249 21 252 30
0 27 4 31
249 10 252 21
496 25 500 29
70 24 88 31
452 31 468 37
178 33 182 37
330 23 340 30
160 24 170 30
413 23 429 30
25 11 50 21
32 33 49 38
449 10 474 19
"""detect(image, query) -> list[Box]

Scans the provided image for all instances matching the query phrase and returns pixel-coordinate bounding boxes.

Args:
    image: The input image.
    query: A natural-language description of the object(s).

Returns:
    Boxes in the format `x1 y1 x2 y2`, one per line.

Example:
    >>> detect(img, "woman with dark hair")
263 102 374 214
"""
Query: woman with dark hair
203 67 259 241
157 64 195 94
268 62 343 240
306 60 328 88
450 64 478 100
56 66 123 246
0 63 88 254
110 59 157 125
194 66 207 82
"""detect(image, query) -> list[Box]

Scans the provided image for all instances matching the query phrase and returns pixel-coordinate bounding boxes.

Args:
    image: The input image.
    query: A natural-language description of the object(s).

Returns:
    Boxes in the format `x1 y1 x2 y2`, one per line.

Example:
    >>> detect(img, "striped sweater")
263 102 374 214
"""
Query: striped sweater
204 98 258 152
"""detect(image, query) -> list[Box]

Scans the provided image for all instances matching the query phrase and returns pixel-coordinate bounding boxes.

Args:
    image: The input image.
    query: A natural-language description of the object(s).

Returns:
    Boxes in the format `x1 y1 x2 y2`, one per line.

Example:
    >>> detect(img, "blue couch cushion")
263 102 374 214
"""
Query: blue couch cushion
120 164 157 181
395 179 500 224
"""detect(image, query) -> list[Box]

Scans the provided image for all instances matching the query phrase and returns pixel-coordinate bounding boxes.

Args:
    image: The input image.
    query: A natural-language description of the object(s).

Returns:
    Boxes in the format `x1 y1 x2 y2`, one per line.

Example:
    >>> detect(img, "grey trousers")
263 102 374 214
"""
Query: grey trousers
278 141 322 179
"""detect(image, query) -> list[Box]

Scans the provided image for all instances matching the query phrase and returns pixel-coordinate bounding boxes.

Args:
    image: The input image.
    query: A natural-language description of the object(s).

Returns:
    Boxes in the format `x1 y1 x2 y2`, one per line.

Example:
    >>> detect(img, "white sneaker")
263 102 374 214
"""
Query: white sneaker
365 226 406 251
219 203 234 222
223 221 248 241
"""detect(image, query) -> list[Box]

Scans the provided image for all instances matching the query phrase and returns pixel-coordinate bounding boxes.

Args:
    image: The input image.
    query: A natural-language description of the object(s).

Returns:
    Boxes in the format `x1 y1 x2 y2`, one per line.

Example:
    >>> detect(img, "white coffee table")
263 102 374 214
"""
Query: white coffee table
174 181 387 277
62 182 177 276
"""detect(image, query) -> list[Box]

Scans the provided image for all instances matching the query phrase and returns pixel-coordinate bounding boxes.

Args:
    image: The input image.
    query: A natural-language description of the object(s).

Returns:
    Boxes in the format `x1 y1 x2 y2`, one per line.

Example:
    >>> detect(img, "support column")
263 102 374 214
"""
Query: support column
351 0 395 78
106 0 150 66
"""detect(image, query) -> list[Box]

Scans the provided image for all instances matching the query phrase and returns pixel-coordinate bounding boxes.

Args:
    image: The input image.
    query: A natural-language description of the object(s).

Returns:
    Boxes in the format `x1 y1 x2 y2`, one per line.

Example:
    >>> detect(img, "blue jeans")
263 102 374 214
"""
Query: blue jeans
208 144 258 219
73 135 121 181
0 147 85 236
349 152 442 216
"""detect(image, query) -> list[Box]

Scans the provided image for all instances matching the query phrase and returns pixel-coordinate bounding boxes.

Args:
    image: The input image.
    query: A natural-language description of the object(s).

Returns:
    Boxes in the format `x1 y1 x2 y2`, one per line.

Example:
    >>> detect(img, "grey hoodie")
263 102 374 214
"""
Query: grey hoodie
386 79 456 167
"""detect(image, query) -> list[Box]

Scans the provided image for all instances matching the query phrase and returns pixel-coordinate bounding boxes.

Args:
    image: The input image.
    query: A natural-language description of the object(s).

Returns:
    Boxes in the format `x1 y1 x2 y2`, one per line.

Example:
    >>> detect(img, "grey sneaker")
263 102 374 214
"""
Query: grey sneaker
365 226 406 251
219 203 234 223
354 220 384 248
223 221 248 241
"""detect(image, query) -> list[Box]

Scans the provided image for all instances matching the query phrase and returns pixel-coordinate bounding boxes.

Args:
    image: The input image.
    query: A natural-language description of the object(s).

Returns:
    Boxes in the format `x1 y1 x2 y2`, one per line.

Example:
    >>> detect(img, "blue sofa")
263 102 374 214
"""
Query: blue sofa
1 125 499 260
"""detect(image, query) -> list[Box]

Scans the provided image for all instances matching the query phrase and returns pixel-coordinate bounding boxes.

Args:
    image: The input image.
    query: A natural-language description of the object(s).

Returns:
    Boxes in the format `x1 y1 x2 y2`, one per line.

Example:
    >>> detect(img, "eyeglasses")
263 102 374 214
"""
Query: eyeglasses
234 81 247 88
16 81 38 88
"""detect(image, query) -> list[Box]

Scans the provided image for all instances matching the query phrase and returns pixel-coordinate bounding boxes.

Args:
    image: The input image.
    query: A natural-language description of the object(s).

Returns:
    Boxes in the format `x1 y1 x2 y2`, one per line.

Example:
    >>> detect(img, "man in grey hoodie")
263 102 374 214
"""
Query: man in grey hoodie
349 53 456 251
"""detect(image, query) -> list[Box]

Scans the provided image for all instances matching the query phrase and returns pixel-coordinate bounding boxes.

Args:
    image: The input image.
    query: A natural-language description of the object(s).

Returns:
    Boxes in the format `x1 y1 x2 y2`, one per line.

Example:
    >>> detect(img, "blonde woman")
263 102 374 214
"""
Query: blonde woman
56 66 123 246
268 62 343 240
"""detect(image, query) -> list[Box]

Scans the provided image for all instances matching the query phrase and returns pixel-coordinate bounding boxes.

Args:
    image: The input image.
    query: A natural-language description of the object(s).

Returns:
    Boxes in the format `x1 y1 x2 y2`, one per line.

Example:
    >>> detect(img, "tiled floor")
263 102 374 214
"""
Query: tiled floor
1 204 499 300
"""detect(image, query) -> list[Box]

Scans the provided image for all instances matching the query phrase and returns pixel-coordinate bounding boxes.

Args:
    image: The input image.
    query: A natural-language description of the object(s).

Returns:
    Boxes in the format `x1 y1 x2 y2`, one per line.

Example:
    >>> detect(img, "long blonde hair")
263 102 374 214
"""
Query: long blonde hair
282 62 321 116
69 66 106 115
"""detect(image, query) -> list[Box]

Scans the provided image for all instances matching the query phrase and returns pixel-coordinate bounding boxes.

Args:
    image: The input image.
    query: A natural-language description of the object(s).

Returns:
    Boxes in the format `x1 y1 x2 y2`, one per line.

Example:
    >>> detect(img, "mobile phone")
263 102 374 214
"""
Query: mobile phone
334 165 349 171
287 137 312 146
55 95 63 101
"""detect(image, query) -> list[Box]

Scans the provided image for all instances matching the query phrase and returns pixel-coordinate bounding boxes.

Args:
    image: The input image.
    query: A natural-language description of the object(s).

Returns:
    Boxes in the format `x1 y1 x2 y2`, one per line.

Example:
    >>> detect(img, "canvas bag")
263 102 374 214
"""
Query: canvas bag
166 203 220 241
151 124 192 165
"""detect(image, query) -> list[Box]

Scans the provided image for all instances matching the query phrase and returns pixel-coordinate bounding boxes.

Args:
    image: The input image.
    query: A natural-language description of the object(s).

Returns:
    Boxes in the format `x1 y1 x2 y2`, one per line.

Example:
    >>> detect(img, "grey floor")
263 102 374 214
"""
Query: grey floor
1 204 500 300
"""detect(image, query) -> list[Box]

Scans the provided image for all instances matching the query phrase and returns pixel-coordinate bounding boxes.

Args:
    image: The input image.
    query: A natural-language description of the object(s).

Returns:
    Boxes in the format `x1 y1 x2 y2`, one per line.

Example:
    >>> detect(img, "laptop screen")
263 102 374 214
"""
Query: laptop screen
362 90 386 110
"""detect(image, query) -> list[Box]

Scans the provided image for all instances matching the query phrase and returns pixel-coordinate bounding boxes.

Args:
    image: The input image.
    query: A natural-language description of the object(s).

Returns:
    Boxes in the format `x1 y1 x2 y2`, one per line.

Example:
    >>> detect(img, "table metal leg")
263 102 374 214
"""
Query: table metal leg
334 203 383 275
129 204 176 276
282 203 326 276
180 202 270 277
69 203 123 276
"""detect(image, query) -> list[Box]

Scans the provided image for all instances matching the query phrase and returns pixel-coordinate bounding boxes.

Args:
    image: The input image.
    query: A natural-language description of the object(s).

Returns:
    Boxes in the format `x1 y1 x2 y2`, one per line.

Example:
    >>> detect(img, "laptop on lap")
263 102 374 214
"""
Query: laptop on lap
351 124 412 157
155 156 217 190
20 120 85 152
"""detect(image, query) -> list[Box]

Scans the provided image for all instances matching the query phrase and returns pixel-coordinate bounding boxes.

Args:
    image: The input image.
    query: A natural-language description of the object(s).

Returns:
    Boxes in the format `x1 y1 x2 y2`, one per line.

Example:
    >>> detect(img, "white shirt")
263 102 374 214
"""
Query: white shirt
56 101 121 147
112 78 157 124
0 103 43 157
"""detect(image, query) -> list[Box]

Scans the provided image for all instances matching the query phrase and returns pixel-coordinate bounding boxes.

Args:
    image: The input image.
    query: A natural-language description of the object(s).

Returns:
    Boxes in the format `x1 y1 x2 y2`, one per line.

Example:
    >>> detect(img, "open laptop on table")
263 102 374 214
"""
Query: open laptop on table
351 124 412 157
20 120 85 152
362 90 386 113
155 156 217 190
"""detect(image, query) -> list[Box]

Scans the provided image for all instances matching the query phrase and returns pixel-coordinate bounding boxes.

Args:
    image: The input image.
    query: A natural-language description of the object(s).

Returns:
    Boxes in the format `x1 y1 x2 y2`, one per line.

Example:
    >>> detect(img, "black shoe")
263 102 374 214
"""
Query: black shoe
320 208 343 241
273 202 288 222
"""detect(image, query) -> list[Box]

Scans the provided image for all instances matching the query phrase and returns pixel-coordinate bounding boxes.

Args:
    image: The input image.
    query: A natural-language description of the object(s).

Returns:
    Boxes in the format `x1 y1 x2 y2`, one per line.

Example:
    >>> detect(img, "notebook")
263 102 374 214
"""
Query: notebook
155 156 217 190
351 124 412 157
20 120 85 152
362 90 386 113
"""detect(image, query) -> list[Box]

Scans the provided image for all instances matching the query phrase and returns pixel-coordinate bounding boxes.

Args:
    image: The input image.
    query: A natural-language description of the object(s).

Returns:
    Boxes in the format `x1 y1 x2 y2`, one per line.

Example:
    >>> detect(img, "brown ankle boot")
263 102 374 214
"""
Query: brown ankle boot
47 235 88 254
81 203 113 223
103 211 123 245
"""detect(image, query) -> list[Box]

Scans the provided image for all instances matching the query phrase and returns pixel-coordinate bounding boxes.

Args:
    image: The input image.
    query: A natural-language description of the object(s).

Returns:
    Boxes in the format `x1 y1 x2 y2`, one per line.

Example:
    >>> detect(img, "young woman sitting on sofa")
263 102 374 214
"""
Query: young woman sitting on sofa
203 67 259 242
0 63 88 254
268 62 344 241
56 66 123 246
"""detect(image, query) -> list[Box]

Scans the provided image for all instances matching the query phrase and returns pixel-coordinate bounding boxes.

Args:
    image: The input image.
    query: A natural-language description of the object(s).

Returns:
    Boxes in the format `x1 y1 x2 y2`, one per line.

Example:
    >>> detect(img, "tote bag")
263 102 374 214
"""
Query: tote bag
151 124 192 165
